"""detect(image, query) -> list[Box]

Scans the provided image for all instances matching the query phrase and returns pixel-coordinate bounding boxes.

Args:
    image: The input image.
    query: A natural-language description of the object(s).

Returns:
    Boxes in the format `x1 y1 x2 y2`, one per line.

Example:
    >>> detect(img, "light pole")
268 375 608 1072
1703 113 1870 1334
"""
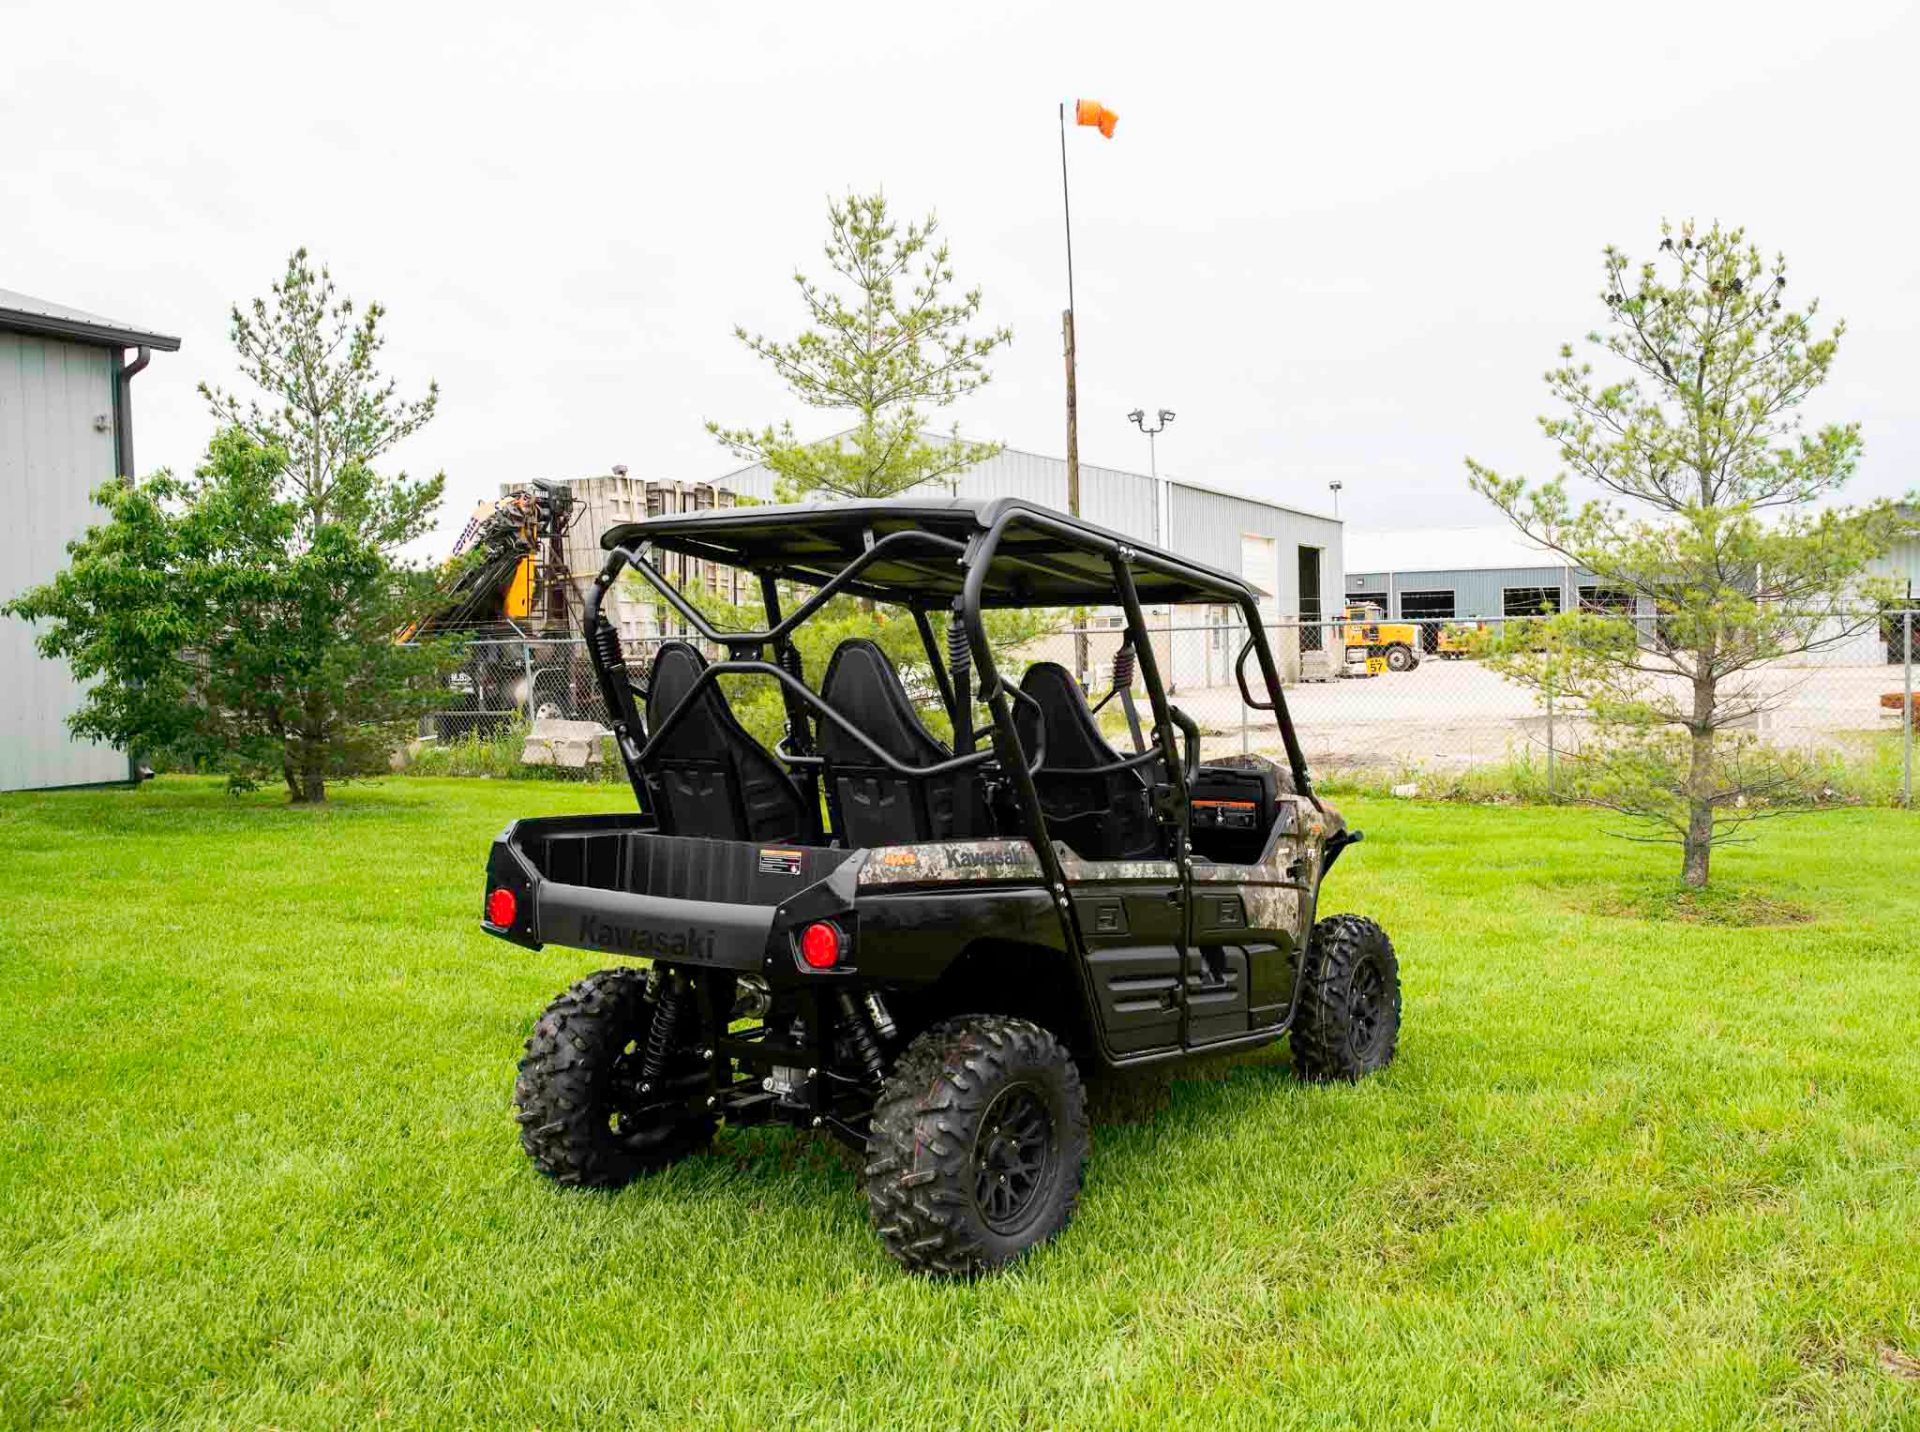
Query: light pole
1328 480 1343 517
1129 407 1177 689
1128 407 1175 544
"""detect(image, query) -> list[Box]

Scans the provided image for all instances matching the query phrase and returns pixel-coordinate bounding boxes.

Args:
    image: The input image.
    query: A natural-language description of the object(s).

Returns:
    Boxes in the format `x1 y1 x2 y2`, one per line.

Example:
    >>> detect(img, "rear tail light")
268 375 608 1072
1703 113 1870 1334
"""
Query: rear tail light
799 921 842 969
486 887 517 927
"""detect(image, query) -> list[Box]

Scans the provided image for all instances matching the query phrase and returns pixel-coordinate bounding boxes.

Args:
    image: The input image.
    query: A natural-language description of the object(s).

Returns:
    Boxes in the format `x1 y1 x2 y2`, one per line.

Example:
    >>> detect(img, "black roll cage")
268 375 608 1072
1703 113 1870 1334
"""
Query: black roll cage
581 506 1321 876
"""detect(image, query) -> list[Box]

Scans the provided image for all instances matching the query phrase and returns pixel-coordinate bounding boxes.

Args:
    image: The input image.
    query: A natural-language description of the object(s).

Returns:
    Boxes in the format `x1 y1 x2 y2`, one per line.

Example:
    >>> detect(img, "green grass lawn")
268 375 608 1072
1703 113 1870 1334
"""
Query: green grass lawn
3 778 1917 1429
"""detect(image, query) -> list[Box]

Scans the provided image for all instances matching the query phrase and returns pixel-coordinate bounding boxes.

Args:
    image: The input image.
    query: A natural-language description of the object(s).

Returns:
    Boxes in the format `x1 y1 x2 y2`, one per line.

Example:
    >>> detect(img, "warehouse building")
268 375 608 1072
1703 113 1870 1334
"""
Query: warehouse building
1344 527 1611 639
2 289 179 792
1873 505 1920 603
715 443 1346 679
1351 519 1920 661
1873 506 1920 659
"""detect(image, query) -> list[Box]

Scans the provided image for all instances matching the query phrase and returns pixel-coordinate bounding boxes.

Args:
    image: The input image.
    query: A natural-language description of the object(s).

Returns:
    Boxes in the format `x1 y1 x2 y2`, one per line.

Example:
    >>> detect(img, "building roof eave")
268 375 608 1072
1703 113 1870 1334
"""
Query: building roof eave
0 289 181 352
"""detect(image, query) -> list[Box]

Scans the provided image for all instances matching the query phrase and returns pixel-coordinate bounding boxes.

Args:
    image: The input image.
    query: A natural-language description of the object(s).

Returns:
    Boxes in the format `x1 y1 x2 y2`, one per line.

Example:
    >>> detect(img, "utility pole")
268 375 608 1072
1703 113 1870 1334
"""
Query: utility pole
1059 103 1080 522
1059 98 1116 686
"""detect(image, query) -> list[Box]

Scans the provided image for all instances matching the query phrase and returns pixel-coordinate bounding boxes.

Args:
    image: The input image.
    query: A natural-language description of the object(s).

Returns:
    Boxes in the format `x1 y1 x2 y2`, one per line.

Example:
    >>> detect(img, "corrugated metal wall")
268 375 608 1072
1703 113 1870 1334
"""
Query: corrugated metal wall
1872 536 1920 596
1 332 125 790
1345 563 1591 619
1166 482 1343 616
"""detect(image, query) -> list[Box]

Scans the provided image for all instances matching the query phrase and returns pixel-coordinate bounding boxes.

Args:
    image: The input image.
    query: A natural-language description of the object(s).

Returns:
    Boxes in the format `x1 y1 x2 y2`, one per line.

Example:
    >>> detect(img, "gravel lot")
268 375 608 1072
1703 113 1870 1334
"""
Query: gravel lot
1178 656 1911 770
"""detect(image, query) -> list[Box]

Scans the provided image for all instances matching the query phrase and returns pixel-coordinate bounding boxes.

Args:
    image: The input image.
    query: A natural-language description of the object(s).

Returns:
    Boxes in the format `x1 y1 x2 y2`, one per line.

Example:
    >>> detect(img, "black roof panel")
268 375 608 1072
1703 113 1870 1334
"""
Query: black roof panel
602 497 1255 607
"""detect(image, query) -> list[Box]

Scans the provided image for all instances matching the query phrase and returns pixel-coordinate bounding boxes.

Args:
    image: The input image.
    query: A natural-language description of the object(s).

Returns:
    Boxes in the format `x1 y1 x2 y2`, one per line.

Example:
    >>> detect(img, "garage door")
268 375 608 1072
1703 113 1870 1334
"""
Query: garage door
1398 589 1454 652
1240 534 1279 619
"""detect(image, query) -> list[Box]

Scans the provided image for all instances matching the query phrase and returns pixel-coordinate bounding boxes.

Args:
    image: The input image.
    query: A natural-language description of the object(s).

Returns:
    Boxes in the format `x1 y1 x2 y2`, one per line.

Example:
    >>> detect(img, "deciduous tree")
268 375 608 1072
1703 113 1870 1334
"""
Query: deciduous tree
7 251 450 802
1467 221 1908 885
709 191 1011 500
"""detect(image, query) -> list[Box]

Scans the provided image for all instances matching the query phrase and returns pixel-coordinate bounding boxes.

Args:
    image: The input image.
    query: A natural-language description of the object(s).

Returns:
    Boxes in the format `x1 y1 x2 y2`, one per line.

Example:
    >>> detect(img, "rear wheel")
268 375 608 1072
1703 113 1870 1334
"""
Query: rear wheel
1292 915 1401 1081
865 1014 1088 1277
514 967 715 1187
1384 643 1417 672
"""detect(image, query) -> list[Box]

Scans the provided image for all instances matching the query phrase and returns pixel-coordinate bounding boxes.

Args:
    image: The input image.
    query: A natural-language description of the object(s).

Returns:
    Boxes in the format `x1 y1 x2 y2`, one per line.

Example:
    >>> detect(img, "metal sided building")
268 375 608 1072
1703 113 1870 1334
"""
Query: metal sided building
1343 528 1606 630
1 289 179 791
1874 504 1920 606
1353 517 1920 662
713 444 1345 679
1872 505 1920 661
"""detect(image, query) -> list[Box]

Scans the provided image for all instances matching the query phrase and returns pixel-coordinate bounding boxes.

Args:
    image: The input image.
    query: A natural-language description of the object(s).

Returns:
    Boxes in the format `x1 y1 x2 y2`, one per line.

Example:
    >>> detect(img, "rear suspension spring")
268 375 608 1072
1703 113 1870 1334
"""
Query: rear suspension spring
837 991 886 1081
639 975 689 1082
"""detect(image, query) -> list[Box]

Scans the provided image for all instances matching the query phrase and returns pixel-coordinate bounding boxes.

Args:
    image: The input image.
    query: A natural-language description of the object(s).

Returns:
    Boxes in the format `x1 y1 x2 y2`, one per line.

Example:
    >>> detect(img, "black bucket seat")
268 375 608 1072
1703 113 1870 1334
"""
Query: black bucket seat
1015 661 1164 860
818 638 993 847
641 640 812 843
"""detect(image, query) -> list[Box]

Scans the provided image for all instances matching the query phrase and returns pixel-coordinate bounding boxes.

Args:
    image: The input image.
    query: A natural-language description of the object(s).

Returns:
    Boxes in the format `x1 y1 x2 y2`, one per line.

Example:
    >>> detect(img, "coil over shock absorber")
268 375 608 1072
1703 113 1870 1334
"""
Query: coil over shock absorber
638 973 690 1089
588 613 647 778
946 607 974 752
587 615 625 678
837 991 886 1081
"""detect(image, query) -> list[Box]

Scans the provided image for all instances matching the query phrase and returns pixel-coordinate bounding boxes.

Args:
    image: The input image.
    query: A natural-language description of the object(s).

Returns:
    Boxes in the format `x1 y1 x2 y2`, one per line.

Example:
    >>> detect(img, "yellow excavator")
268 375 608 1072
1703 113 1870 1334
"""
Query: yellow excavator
407 481 577 639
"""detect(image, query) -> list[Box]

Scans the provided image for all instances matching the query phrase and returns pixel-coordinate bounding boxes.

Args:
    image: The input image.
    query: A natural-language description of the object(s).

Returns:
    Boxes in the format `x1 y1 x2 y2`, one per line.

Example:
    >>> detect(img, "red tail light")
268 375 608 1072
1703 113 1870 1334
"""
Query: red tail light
799 921 842 969
486 888 517 927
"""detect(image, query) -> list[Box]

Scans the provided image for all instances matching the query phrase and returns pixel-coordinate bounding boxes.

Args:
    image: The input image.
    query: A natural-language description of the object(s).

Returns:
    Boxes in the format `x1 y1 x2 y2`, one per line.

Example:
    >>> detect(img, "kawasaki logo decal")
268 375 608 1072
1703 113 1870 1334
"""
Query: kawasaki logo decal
576 914 716 962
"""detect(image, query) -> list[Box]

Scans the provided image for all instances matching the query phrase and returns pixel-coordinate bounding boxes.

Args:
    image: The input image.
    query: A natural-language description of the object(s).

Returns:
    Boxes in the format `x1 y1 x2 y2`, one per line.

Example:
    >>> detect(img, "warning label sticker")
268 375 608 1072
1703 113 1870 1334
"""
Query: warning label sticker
758 848 804 877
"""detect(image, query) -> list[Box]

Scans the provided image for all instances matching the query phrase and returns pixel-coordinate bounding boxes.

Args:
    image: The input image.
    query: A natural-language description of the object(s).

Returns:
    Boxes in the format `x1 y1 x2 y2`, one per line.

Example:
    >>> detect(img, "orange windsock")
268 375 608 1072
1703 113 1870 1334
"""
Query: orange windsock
1074 98 1118 139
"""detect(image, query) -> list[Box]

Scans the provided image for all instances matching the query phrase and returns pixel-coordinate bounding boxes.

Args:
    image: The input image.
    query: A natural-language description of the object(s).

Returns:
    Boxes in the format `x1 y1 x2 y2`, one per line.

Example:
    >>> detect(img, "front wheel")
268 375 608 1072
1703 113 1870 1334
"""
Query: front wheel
1292 915 1402 1081
865 1014 1089 1277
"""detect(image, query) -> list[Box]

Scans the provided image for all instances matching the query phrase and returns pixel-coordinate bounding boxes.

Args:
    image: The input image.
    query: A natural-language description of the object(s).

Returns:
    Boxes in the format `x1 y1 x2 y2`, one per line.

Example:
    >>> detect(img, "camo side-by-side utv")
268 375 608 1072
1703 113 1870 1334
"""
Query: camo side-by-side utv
483 498 1401 1275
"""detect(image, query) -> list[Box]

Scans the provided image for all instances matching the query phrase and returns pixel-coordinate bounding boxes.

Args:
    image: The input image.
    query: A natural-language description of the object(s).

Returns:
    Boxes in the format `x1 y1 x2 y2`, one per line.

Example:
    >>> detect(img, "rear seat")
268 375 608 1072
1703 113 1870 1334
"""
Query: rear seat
817 638 994 847
641 641 814 843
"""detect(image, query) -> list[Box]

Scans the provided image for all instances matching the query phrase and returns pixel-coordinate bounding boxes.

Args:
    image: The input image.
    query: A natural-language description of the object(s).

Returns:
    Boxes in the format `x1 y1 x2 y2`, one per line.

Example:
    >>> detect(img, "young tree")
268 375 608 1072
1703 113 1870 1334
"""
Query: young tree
6 251 450 803
1467 221 1907 885
708 190 1012 499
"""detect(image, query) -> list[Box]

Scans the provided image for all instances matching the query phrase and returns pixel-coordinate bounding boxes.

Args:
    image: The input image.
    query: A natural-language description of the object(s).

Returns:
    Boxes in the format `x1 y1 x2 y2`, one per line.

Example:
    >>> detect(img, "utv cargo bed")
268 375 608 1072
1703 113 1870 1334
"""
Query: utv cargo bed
485 814 864 967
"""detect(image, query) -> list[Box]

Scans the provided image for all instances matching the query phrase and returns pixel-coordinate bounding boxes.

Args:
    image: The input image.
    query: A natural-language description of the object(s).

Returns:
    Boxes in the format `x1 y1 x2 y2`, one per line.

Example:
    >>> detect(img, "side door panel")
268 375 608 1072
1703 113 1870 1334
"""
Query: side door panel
1067 864 1185 1056
1189 795 1323 1040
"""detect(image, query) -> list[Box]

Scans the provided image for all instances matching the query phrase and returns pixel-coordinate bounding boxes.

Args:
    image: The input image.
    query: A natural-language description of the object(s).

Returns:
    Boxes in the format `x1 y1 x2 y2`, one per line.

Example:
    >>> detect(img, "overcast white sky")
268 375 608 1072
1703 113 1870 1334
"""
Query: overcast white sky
8 0 1917 545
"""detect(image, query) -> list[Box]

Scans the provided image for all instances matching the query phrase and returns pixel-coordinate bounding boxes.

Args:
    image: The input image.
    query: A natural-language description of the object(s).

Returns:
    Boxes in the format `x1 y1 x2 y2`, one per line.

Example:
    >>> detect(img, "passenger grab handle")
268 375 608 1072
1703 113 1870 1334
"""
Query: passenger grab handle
1234 638 1274 711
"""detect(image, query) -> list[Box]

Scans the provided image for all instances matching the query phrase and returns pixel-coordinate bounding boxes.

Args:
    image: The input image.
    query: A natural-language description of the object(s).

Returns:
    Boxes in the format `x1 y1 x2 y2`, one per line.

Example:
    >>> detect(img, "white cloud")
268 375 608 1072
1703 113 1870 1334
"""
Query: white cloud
6 0 1914 547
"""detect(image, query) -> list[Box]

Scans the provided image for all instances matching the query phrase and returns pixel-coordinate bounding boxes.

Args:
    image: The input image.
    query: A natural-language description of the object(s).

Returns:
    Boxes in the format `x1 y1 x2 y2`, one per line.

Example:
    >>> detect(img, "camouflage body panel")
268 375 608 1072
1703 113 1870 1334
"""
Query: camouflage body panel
853 837 1180 889
847 746 1342 951
1057 852 1179 883
856 839 1046 888
1188 787 1328 942
1201 749 1298 796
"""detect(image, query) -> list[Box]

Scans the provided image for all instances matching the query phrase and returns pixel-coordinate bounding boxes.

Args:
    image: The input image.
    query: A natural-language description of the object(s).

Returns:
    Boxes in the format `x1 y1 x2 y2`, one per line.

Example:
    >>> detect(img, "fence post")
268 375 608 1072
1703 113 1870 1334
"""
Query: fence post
1904 610 1913 809
1546 685 1556 798
522 640 535 724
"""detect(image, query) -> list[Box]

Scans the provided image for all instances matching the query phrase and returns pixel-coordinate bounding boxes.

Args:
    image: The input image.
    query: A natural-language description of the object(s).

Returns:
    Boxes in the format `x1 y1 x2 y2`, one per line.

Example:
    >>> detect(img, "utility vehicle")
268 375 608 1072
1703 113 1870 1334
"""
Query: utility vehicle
1334 602 1420 672
484 498 1401 1275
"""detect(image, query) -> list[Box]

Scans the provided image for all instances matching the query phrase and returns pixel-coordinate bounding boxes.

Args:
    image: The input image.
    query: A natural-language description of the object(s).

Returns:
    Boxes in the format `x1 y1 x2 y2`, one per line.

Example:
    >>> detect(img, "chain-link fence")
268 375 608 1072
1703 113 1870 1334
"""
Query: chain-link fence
1020 610 1916 805
415 612 1917 805
425 636 660 745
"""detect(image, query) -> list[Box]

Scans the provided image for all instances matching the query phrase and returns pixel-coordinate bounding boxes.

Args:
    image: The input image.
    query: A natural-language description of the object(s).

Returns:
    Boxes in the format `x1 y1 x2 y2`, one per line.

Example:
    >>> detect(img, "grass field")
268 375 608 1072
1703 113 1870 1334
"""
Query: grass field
3 778 1918 1429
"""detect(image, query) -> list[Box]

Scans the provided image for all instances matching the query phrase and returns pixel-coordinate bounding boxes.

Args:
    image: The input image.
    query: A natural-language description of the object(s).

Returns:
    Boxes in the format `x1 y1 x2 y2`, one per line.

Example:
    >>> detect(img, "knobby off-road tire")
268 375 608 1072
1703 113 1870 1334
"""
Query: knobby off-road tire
1292 915 1402 1082
865 1014 1089 1277
1384 643 1417 673
514 967 714 1188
